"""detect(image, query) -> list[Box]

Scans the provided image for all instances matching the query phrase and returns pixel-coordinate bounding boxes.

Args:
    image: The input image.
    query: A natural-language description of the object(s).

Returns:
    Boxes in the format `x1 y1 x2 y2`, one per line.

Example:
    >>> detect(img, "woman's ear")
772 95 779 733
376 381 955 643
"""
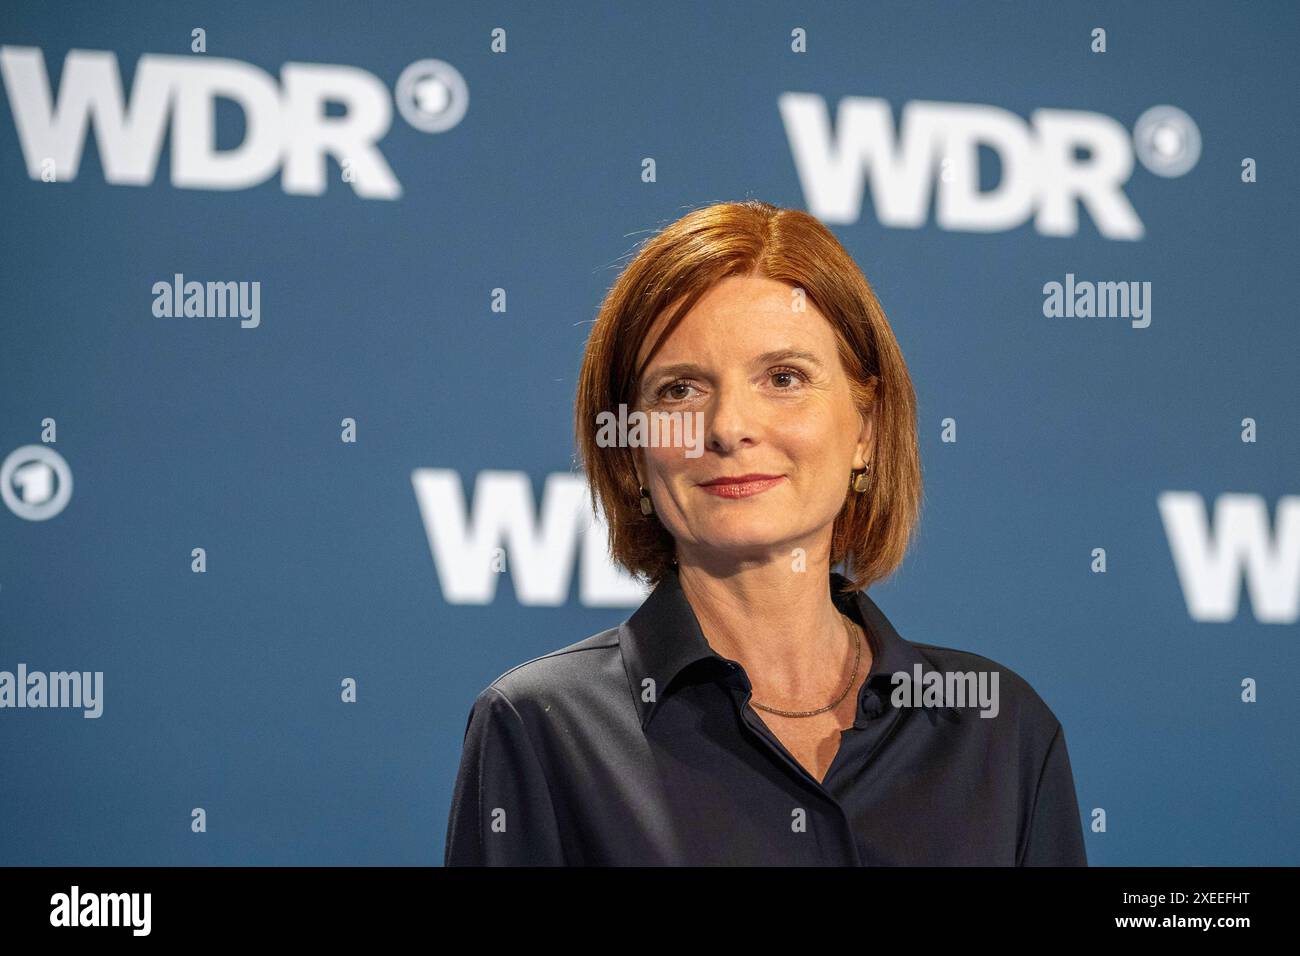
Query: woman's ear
854 409 874 470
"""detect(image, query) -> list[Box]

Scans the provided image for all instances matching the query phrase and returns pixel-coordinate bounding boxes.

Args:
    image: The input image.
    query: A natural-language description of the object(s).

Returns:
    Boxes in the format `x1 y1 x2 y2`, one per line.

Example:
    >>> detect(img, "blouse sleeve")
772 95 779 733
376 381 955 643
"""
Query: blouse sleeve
443 684 567 866
1018 722 1088 866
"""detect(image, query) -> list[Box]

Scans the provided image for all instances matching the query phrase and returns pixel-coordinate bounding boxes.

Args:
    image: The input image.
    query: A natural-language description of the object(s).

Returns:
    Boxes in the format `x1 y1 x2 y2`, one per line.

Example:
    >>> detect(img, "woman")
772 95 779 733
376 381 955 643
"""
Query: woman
444 199 1087 866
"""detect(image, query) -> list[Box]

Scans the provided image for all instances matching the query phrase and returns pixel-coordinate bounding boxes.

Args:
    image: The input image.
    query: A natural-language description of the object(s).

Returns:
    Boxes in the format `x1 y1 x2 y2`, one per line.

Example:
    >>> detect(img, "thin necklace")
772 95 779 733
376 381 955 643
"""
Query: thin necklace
749 613 863 717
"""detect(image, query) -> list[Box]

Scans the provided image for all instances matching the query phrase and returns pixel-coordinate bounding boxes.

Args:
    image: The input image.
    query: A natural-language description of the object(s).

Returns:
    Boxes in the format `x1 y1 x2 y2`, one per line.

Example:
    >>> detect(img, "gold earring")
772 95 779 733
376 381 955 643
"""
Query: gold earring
639 485 654 515
850 463 871 493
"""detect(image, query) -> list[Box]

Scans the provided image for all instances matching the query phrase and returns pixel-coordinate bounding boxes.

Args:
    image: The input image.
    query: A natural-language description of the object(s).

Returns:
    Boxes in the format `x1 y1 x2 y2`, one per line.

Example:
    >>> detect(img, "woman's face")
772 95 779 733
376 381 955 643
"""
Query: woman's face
632 275 873 569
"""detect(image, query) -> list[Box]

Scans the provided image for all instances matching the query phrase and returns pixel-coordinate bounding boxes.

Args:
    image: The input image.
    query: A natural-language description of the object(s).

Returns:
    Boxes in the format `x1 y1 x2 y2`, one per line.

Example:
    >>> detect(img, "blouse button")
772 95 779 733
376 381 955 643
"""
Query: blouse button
860 690 884 719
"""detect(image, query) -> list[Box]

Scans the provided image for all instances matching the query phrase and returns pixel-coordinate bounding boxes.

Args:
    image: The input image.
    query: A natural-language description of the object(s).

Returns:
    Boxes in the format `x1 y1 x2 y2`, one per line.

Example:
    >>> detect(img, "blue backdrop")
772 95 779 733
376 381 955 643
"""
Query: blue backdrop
1 0 1296 866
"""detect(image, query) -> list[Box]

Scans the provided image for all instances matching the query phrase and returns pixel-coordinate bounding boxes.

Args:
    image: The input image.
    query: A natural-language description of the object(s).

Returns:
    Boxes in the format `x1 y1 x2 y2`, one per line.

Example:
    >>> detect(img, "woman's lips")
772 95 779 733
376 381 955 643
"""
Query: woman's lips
697 476 785 498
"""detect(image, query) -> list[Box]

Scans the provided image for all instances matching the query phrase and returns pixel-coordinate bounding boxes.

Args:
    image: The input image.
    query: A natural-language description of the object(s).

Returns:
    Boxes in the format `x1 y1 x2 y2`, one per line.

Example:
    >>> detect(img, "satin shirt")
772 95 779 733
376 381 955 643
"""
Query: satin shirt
444 567 1088 866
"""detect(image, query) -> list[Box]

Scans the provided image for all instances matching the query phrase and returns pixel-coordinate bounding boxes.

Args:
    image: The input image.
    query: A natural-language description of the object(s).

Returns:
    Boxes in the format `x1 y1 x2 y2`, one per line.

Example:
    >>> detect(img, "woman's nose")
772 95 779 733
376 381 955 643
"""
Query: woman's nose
705 384 759 453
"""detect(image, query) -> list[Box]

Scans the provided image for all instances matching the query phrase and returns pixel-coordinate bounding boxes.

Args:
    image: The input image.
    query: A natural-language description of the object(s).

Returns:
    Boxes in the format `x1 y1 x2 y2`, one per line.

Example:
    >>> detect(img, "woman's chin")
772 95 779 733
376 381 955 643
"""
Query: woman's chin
687 525 798 557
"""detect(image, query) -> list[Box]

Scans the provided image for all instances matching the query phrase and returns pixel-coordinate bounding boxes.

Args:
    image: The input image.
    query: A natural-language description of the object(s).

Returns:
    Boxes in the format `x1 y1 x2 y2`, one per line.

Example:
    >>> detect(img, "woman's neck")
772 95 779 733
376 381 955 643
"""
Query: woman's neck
676 560 855 696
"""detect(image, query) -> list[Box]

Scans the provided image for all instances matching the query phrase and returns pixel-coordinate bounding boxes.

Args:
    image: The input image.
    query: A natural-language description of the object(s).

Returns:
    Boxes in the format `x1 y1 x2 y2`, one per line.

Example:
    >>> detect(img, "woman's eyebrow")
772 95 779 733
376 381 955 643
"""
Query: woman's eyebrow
755 348 825 369
643 349 826 383
642 361 703 382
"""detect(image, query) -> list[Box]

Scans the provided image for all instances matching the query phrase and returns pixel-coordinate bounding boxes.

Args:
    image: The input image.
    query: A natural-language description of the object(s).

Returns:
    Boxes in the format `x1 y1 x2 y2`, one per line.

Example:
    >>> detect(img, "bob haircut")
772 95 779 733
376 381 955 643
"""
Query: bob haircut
574 199 921 593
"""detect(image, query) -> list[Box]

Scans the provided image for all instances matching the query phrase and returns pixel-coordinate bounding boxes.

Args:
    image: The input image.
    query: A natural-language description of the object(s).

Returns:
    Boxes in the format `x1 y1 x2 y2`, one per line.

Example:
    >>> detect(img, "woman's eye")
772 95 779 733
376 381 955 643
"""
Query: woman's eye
657 380 697 401
654 369 805 401
770 367 807 388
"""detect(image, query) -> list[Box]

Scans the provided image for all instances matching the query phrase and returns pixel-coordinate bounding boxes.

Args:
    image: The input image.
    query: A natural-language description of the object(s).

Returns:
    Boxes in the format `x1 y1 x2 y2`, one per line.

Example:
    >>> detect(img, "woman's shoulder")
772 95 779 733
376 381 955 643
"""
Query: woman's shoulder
466 625 627 719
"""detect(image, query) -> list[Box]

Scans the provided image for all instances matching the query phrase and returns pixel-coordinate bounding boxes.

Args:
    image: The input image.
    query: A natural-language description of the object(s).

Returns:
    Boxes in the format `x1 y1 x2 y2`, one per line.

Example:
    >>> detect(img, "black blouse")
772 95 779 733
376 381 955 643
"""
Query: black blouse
444 567 1088 865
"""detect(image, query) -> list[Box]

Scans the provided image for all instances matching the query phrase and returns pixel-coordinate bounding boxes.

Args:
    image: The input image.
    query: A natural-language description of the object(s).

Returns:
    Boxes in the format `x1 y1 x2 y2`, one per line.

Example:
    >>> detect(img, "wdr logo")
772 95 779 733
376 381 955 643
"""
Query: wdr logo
0 46 468 198
1159 492 1300 623
410 468 648 608
779 94 1200 239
